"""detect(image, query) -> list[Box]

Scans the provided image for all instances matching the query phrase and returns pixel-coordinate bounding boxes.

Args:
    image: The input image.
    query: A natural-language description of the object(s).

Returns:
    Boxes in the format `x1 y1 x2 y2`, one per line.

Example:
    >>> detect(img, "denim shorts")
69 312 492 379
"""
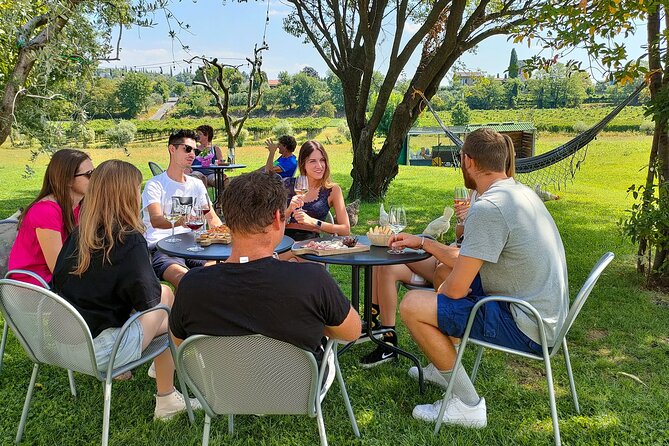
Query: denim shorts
151 248 207 280
93 319 144 372
437 275 542 355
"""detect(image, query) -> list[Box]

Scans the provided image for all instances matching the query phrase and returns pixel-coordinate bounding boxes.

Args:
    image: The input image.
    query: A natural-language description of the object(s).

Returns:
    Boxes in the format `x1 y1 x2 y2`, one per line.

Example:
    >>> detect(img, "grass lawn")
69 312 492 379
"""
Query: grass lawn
1 132 668 445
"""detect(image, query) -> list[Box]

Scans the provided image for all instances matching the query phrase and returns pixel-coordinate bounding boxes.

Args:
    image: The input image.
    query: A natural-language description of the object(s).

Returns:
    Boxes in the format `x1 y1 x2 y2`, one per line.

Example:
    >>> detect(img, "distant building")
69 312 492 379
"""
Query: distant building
267 79 281 88
453 71 484 86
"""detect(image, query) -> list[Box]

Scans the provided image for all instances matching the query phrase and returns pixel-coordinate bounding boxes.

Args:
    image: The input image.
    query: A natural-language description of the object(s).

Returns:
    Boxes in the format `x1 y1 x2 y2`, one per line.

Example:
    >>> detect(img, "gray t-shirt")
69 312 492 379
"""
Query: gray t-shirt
459 178 568 346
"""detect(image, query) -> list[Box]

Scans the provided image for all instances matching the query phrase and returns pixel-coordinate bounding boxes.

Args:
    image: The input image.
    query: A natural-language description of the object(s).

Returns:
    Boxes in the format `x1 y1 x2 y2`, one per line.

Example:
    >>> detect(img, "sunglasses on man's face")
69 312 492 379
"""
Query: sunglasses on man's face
74 169 94 179
175 143 197 154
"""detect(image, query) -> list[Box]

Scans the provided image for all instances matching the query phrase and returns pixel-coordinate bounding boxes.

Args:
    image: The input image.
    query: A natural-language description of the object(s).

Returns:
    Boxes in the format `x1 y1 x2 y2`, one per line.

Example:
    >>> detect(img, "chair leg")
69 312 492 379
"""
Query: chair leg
170 339 194 423
101 379 113 446
228 414 234 436
434 337 469 435
0 322 8 375
202 414 212 446
334 348 360 438
562 340 580 414
470 346 484 384
542 351 561 446
16 363 39 444
315 399 328 446
67 370 77 397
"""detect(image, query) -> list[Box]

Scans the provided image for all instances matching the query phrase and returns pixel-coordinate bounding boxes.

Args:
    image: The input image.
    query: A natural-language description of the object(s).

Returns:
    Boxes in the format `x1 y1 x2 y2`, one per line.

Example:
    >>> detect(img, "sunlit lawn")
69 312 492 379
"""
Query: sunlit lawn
1 131 668 445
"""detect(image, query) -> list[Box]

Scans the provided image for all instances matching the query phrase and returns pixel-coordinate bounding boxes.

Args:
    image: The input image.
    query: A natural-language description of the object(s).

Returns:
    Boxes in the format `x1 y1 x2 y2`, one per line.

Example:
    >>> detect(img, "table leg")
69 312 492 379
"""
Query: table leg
214 169 225 215
362 265 425 393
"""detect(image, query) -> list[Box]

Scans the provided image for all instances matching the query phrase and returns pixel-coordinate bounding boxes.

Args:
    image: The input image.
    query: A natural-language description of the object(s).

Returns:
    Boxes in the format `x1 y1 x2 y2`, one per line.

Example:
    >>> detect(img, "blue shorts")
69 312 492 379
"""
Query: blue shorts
93 319 144 372
151 249 206 280
437 275 541 355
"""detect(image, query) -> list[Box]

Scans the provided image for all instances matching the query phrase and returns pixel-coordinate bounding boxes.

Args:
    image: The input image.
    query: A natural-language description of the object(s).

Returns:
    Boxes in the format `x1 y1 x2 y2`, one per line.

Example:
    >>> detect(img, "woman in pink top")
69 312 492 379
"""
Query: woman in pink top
8 149 93 286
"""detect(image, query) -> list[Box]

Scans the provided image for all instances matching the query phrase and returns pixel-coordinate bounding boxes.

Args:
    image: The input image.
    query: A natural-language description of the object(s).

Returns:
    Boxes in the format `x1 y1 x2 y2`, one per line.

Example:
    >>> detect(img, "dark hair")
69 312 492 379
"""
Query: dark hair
196 125 214 141
297 140 333 188
278 135 297 153
462 128 514 174
168 129 197 146
222 172 287 235
18 149 91 236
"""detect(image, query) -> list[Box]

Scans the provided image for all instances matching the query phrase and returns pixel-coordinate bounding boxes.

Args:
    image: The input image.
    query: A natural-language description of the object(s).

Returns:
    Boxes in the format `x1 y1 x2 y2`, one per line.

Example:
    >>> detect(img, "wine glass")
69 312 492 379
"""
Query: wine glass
162 196 181 243
454 186 470 224
186 208 205 252
294 175 309 208
388 206 407 254
197 199 211 231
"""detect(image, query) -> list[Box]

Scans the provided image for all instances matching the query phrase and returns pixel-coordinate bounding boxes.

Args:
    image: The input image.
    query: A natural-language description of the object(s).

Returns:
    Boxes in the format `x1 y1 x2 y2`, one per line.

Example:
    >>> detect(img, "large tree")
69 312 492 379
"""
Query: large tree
284 0 544 200
0 0 146 145
524 1 667 285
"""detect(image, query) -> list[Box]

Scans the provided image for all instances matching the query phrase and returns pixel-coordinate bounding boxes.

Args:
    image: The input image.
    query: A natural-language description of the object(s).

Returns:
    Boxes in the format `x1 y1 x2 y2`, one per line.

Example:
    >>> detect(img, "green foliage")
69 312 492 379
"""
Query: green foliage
66 123 95 148
117 72 152 118
639 120 654 135
325 71 345 112
572 120 589 133
465 77 506 109
104 120 136 148
272 120 294 139
375 91 402 137
508 48 519 79
152 78 170 102
620 181 669 284
291 72 325 112
337 122 351 141
318 101 336 118
235 128 249 147
450 101 471 125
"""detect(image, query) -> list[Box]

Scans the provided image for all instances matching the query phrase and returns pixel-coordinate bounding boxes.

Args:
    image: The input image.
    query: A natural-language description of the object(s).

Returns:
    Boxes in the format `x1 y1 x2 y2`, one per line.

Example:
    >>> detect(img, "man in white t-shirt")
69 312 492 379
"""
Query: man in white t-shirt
142 129 223 287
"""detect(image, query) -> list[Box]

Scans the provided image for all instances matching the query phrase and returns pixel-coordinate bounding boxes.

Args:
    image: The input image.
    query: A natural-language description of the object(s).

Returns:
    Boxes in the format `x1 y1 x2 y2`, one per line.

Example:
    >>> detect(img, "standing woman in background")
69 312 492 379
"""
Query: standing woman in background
8 149 93 286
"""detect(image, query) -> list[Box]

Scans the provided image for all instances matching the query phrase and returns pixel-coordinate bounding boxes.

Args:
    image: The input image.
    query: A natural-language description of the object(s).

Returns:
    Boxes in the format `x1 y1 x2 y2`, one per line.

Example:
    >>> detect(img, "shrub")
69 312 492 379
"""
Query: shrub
272 120 294 139
318 101 336 118
149 93 164 106
67 123 96 148
450 101 471 125
572 121 589 133
639 120 654 135
236 128 249 147
104 121 137 148
337 122 351 141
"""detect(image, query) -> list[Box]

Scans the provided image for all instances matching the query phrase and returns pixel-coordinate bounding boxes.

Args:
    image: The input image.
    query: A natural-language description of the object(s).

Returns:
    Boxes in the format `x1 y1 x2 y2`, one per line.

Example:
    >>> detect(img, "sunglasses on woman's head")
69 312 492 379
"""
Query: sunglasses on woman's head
74 169 94 179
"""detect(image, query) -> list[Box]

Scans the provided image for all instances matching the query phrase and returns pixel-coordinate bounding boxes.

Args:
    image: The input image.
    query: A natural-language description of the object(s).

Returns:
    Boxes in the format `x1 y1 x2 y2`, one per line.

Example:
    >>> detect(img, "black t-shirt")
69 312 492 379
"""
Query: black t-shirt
51 229 161 338
170 257 351 357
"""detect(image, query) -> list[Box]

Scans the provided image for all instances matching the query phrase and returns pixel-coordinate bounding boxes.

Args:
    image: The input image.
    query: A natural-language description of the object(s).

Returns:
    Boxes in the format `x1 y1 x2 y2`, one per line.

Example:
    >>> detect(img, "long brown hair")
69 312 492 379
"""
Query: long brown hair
19 149 91 235
72 160 144 276
297 140 334 189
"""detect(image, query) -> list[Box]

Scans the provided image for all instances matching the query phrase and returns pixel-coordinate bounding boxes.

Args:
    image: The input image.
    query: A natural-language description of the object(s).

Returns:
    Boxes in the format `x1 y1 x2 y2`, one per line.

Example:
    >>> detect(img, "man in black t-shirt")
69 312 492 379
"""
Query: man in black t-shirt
169 171 361 359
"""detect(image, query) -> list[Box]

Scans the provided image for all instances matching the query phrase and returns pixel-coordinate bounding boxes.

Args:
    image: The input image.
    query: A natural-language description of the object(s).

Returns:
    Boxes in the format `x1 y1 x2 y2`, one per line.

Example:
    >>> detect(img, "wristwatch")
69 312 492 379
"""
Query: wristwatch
316 220 323 228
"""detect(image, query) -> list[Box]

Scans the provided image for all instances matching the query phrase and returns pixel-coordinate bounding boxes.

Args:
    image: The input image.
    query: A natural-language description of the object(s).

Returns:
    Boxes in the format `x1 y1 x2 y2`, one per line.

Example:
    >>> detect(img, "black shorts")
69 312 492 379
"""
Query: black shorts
285 228 320 242
150 248 206 280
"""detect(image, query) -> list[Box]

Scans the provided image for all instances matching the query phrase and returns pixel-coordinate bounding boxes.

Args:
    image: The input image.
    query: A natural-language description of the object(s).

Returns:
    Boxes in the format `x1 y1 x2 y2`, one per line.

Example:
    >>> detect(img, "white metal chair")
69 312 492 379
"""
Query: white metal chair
175 334 360 446
0 271 193 445
0 213 19 375
433 252 614 446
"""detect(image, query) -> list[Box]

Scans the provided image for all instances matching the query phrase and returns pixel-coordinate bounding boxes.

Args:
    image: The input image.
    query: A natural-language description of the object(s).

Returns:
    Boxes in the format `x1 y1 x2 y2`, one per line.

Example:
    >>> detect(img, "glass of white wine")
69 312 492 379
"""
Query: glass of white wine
294 175 309 210
162 196 181 243
454 186 470 225
388 206 407 254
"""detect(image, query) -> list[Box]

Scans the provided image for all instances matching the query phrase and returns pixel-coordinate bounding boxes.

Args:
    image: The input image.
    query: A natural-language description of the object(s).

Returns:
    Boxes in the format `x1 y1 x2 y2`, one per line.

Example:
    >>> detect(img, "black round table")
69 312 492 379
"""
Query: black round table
298 235 431 392
192 164 246 213
157 232 294 261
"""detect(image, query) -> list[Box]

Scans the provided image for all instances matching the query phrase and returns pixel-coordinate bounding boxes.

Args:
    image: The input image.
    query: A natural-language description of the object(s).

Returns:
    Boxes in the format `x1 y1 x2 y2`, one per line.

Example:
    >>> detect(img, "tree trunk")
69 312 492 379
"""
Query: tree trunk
0 47 39 145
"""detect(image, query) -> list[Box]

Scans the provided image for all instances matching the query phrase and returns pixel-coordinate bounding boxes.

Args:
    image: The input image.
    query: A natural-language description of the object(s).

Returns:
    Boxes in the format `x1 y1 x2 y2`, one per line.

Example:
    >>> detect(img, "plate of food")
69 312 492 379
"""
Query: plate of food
196 225 232 245
291 236 370 256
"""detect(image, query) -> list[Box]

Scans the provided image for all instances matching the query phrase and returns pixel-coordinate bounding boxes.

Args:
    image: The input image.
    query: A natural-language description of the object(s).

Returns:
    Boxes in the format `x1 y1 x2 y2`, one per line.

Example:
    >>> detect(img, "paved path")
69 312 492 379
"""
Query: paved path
150 97 178 120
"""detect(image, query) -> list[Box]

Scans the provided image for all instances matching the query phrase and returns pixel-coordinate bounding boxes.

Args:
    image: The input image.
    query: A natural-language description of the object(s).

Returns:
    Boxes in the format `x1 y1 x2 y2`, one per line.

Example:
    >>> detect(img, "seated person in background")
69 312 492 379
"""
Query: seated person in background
283 140 350 243
142 130 223 288
189 124 226 188
397 128 567 428
361 140 518 368
9 149 93 286
263 135 297 178
51 160 199 420
169 171 361 367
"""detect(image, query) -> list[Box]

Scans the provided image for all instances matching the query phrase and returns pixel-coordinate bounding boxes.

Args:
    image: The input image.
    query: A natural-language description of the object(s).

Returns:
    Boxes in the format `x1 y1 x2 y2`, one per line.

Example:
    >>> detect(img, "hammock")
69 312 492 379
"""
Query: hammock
415 82 646 190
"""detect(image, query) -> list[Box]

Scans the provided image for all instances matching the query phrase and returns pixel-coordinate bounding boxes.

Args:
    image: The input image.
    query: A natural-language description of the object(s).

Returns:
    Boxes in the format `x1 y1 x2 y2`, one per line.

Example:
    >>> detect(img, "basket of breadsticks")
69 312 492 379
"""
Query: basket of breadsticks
196 224 232 245
366 225 393 247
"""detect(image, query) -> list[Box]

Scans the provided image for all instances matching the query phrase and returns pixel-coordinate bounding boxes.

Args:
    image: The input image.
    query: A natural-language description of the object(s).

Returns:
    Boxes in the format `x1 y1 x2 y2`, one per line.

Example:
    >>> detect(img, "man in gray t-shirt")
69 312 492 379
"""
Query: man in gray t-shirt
394 128 567 429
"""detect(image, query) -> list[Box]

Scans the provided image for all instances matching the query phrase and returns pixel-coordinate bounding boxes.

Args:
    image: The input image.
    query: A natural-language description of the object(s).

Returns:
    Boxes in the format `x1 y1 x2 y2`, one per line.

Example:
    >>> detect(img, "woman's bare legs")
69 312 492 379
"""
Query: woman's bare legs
138 285 174 394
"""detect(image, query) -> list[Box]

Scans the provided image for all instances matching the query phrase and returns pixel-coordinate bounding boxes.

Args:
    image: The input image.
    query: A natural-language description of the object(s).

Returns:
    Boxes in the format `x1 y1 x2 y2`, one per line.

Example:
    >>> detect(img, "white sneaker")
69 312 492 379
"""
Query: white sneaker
154 389 202 420
147 361 156 379
407 363 449 389
412 396 487 428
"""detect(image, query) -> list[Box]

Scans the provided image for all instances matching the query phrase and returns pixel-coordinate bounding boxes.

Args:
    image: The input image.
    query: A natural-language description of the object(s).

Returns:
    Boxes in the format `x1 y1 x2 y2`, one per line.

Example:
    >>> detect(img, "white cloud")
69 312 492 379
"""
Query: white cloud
404 22 421 34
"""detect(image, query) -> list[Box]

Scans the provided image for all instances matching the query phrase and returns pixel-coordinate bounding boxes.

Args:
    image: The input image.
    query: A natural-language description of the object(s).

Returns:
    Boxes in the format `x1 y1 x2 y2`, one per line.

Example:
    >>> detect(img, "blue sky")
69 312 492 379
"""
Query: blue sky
101 1 647 84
